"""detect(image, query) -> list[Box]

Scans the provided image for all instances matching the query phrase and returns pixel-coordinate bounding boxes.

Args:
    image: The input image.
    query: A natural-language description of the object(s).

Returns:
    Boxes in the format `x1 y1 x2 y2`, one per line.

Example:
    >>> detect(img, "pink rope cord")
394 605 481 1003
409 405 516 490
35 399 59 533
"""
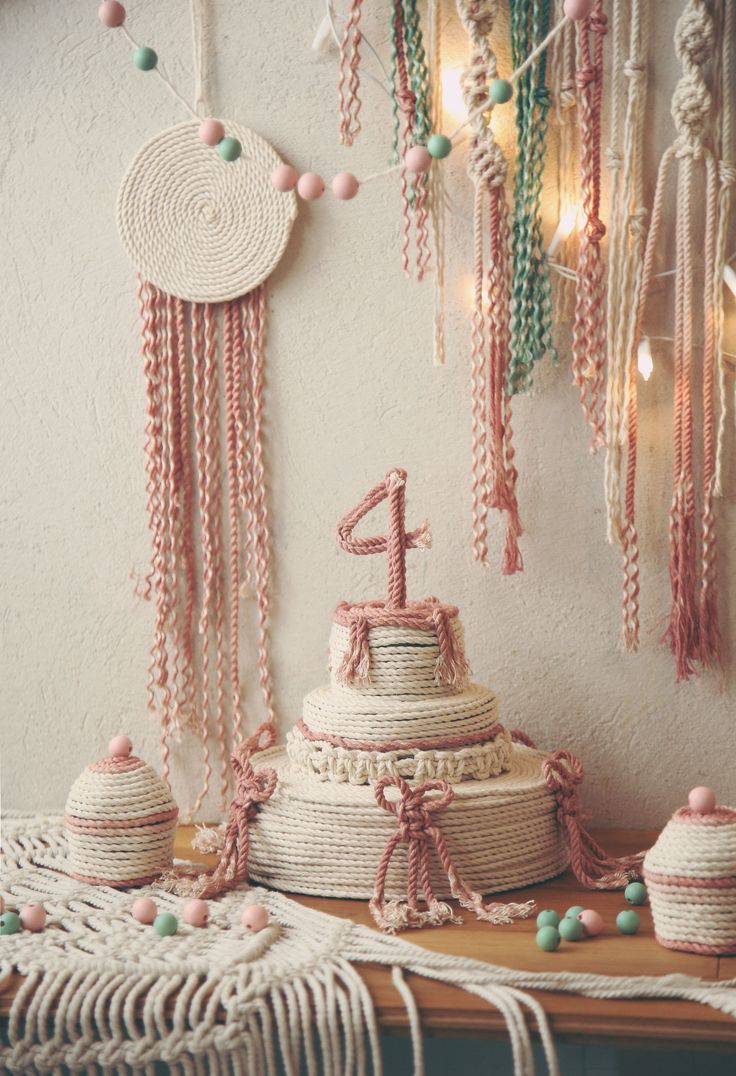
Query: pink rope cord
162 742 277 899
223 301 243 737
543 750 647 888
572 0 608 451
337 0 365 146
295 718 506 753
163 293 184 737
369 776 535 931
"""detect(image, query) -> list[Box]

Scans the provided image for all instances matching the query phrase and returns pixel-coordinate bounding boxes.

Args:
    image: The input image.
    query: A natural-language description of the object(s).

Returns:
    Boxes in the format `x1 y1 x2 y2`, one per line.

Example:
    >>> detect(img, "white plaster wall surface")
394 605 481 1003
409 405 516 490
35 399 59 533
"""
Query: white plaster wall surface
1 1 734 824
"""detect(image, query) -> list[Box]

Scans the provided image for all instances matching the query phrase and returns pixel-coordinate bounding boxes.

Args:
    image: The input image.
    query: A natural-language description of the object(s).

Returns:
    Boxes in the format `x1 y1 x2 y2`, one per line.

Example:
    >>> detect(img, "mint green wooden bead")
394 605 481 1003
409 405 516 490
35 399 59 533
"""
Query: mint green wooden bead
559 916 584 942
133 46 158 71
153 911 178 936
536 909 561 929
0 912 21 935
624 882 647 906
536 925 560 952
565 905 585 919
217 137 242 162
616 909 640 935
427 133 452 159
489 78 513 105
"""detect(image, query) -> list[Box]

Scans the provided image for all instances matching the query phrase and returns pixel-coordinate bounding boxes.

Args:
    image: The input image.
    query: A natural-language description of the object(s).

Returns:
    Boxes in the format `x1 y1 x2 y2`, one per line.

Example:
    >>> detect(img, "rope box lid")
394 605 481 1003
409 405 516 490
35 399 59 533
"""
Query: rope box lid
64 736 178 887
644 788 736 954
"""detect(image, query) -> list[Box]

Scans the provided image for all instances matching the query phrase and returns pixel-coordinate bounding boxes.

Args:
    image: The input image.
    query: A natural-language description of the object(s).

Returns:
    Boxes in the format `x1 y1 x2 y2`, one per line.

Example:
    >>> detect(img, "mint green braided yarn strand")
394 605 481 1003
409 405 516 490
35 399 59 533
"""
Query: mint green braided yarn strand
402 0 431 144
508 0 556 394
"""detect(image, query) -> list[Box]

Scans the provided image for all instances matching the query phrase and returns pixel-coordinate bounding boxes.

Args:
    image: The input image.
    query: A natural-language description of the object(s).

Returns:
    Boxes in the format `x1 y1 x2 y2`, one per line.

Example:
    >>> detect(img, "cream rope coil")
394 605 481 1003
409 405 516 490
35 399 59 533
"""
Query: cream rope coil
286 725 512 785
248 746 568 900
117 121 297 303
302 681 499 741
65 758 178 887
644 806 736 954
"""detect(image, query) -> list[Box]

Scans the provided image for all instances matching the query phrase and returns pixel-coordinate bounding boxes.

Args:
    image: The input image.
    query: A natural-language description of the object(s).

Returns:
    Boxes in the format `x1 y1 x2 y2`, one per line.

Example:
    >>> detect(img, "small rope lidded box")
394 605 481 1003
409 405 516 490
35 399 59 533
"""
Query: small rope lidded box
65 735 178 887
644 787 736 955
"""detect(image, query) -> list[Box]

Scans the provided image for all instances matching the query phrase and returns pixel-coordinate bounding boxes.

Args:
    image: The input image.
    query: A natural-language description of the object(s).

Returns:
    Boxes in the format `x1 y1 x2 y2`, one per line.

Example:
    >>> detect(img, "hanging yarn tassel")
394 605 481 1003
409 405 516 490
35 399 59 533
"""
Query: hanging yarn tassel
629 0 720 679
507 0 556 393
548 0 578 322
571 0 608 450
161 737 277 898
138 283 278 810
337 0 366 146
370 776 536 931
604 0 648 562
456 0 523 573
713 0 734 500
543 751 646 888
428 0 447 365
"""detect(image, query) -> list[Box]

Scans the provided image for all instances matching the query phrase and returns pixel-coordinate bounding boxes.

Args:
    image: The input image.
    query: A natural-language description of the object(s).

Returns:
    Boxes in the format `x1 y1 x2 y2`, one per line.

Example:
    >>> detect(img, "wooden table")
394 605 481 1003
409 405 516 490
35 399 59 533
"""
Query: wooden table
3 827 736 1051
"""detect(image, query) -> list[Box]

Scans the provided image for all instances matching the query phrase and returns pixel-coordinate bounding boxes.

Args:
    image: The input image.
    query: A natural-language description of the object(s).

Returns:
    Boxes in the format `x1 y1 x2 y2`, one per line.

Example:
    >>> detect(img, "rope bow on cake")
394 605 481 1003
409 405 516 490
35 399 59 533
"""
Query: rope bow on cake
543 749 645 888
370 775 535 932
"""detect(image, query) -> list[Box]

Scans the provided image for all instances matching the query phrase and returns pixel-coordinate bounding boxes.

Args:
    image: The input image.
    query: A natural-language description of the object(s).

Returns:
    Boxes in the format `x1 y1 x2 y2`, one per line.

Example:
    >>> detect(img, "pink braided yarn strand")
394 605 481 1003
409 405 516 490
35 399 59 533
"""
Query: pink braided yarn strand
572 0 608 451
543 750 647 888
337 0 365 146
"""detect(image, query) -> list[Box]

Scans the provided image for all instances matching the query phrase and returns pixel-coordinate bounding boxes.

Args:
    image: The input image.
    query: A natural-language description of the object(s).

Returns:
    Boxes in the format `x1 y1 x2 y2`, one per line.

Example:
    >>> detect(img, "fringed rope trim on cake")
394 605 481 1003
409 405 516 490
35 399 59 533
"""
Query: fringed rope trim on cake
332 598 469 688
369 775 536 932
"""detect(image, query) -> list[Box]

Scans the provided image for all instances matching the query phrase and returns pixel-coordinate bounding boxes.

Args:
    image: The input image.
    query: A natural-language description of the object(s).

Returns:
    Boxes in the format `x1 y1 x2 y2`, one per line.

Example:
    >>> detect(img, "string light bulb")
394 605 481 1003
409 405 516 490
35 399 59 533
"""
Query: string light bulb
547 203 580 258
440 68 466 126
637 337 653 382
723 263 736 299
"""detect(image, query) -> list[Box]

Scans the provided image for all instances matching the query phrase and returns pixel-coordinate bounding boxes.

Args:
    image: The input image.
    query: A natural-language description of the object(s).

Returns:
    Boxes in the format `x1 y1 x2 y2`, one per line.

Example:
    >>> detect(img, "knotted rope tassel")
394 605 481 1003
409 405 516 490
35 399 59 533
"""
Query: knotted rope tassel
370 776 536 932
162 735 277 898
457 0 523 574
543 750 646 888
572 0 608 450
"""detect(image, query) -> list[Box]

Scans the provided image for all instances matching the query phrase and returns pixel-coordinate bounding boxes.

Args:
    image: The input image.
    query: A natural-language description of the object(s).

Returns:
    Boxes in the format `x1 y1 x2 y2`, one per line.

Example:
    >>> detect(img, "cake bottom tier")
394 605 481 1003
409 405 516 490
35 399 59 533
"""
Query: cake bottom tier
248 745 569 900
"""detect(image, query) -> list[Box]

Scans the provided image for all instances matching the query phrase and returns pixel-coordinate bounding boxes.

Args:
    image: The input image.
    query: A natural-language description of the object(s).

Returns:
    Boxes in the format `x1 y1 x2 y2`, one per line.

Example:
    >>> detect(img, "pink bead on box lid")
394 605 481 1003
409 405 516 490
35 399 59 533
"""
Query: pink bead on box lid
199 118 225 147
688 786 717 814
271 163 299 193
242 904 269 932
108 734 133 758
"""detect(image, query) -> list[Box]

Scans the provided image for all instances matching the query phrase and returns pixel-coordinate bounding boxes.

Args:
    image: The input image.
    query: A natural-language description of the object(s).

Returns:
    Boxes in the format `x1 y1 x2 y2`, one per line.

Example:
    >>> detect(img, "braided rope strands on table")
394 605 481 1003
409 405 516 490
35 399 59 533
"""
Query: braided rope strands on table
370 775 536 931
508 0 556 393
603 0 649 580
456 0 523 574
118 121 293 807
8 819 736 1075
571 0 608 450
627 0 722 679
645 799 736 955
64 748 178 887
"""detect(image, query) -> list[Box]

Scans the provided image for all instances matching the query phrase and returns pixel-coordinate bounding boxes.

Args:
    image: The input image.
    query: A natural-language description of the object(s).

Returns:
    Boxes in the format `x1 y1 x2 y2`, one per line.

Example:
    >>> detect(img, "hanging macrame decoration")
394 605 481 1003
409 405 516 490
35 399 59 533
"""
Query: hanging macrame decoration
456 0 523 575
571 0 608 449
548 0 579 323
507 0 556 393
337 0 433 278
626 0 731 679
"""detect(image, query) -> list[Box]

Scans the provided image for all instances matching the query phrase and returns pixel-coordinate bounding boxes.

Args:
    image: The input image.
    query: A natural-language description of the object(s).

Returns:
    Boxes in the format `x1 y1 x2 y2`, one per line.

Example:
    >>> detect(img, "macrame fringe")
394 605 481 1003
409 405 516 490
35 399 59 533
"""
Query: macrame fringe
138 282 277 811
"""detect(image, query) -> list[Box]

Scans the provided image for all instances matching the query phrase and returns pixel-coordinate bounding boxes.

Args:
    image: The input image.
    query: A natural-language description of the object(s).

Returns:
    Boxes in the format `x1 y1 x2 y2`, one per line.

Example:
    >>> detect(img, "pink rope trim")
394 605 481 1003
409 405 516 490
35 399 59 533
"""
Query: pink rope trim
654 934 736 956
369 776 535 932
64 809 179 832
88 757 144 774
295 718 506 753
543 749 647 888
645 871 736 889
71 871 165 889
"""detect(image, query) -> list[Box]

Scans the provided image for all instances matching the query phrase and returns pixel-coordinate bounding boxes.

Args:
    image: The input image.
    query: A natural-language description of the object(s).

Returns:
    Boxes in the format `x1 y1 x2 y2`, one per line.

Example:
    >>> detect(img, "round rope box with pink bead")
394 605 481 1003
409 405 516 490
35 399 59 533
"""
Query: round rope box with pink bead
644 787 736 955
64 736 178 887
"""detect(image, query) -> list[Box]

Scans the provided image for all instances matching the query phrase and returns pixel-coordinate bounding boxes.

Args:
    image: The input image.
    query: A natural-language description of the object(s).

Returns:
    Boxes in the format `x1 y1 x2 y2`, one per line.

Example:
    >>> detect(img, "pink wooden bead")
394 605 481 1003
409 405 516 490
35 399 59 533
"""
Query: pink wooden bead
577 909 603 937
331 172 360 200
199 118 225 147
20 903 46 933
183 899 210 927
242 904 269 932
404 145 432 173
98 1 126 27
132 896 157 924
562 0 591 19
271 164 299 193
108 734 133 758
688 786 717 814
296 172 325 201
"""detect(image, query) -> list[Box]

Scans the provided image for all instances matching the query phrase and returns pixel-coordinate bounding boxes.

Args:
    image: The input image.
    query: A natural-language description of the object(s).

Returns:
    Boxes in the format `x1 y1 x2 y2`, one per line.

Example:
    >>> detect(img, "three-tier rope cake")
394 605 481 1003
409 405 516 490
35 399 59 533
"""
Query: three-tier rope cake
245 470 571 929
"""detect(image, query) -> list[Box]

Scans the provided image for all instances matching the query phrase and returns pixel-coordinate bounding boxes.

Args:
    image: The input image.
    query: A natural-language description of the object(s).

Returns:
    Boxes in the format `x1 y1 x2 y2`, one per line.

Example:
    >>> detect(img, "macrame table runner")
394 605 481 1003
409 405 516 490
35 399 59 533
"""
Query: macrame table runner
5 817 736 1075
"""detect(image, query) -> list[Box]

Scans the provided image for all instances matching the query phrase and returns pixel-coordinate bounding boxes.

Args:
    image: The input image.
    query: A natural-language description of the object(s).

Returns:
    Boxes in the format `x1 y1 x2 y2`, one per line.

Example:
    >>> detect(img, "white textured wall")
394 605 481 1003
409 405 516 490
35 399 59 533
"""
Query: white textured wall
2 0 734 825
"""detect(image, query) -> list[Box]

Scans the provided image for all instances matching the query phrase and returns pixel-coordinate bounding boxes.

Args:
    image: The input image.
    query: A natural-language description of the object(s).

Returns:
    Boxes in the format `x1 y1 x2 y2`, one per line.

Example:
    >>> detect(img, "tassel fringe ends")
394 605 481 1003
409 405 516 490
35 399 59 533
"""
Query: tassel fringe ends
370 775 536 933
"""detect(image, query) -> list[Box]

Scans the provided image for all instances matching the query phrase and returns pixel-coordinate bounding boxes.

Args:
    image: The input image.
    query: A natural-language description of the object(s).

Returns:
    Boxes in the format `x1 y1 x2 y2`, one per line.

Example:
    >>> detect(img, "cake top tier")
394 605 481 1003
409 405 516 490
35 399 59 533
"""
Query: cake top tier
333 469 467 690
